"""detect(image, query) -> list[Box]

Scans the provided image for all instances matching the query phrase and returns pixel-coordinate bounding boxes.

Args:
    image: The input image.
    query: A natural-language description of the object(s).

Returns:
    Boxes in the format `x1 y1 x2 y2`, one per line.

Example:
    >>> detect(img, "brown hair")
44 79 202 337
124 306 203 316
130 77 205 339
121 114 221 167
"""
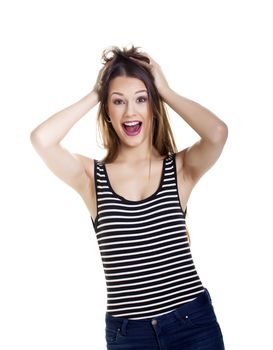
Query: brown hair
95 44 191 245
96 44 177 163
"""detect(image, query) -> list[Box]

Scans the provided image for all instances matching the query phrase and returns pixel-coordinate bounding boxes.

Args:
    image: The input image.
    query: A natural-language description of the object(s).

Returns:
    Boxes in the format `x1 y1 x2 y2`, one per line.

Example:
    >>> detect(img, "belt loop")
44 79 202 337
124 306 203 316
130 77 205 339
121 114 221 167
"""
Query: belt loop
121 319 129 336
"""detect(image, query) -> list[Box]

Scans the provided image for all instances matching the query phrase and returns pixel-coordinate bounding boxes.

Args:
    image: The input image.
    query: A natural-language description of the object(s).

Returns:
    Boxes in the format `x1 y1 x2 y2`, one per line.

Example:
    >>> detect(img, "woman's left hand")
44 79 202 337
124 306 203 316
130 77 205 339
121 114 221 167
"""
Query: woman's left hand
129 52 170 97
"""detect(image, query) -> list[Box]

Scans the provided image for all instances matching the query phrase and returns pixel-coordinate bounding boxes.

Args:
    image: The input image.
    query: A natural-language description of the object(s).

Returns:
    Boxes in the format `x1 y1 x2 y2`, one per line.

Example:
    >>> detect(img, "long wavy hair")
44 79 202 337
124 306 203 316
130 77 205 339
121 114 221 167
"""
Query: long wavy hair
95 44 191 245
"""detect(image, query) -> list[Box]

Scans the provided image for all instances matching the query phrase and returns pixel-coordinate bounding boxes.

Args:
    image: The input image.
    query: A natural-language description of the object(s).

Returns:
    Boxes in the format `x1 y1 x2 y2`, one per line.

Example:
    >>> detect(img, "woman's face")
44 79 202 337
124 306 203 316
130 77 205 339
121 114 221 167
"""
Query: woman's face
106 76 153 148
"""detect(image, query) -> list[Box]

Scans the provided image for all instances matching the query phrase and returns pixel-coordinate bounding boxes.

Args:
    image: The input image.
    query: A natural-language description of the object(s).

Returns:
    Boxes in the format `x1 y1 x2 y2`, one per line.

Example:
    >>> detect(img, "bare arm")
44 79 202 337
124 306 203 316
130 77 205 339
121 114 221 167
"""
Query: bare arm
30 90 99 191
161 87 228 185
127 52 228 186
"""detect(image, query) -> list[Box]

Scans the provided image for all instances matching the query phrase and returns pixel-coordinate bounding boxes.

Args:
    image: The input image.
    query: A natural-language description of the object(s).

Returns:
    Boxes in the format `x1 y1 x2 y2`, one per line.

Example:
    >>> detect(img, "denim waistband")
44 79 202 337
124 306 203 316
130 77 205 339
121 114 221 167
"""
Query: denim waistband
105 288 212 331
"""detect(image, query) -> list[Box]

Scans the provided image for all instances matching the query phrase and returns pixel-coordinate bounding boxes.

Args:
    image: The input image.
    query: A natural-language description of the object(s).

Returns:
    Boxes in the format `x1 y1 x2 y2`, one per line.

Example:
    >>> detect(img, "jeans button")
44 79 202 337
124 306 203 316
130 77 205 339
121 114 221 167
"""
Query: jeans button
151 319 157 326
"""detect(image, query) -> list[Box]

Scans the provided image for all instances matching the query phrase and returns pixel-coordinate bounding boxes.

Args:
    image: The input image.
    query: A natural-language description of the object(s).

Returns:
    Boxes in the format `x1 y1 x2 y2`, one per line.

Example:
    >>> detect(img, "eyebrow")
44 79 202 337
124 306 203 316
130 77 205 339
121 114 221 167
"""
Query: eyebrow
111 89 147 96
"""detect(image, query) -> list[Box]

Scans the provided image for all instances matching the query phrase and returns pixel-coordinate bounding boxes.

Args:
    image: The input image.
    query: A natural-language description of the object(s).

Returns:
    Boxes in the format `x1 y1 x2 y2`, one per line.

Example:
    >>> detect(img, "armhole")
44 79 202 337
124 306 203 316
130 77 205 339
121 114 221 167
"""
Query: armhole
93 159 97 178
93 158 98 206
173 152 187 217
92 159 99 230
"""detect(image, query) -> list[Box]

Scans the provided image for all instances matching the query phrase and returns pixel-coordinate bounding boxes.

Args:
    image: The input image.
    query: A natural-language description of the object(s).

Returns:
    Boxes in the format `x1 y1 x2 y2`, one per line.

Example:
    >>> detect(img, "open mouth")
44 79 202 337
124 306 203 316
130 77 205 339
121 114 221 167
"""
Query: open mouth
122 121 142 136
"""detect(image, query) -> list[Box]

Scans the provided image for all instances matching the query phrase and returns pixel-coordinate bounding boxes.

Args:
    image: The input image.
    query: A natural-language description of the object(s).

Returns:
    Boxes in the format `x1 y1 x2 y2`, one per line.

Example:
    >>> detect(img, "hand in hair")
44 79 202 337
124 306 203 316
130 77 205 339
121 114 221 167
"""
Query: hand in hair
93 60 111 95
129 52 170 97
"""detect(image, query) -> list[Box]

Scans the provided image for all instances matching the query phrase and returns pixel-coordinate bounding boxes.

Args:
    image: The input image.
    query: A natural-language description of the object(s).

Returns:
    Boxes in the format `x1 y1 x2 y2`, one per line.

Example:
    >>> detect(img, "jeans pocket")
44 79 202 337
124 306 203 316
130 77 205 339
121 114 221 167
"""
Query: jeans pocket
105 326 121 344
184 305 218 328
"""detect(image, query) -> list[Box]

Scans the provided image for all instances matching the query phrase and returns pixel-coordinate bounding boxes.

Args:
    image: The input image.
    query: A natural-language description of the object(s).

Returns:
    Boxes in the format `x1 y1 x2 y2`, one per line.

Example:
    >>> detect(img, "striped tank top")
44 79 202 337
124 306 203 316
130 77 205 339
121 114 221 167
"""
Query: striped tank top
91 152 205 320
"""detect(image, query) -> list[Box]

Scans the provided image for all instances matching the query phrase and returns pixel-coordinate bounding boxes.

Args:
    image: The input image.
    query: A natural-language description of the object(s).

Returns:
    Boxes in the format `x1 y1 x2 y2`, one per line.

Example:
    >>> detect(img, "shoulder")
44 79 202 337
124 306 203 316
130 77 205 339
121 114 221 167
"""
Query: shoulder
171 149 193 183
170 151 183 172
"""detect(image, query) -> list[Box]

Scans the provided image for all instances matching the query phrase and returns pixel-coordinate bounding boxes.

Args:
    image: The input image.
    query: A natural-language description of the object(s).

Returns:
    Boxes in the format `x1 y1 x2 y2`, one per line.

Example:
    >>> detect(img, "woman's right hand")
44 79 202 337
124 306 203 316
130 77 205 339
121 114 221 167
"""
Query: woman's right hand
92 61 111 96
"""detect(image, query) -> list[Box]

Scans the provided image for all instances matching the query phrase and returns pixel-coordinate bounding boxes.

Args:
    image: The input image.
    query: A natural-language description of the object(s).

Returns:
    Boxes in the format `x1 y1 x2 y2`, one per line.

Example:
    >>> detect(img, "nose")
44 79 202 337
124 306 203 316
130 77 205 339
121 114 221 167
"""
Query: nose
125 100 137 117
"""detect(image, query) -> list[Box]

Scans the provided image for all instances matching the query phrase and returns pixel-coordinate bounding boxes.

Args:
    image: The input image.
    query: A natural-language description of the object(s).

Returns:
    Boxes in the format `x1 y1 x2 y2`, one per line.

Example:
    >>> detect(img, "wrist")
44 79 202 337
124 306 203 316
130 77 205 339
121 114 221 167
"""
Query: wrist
158 86 172 101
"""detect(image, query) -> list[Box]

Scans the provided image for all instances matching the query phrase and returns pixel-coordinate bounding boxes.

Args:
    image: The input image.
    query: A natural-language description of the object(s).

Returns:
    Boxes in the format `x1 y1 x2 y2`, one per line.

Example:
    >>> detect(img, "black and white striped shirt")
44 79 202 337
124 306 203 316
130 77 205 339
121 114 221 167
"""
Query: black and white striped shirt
91 152 205 320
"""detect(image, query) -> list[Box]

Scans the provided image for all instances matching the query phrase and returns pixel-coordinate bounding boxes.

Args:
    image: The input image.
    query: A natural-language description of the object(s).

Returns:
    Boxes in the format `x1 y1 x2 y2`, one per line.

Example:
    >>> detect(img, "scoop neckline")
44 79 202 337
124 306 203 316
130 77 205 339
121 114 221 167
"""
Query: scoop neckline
102 155 169 204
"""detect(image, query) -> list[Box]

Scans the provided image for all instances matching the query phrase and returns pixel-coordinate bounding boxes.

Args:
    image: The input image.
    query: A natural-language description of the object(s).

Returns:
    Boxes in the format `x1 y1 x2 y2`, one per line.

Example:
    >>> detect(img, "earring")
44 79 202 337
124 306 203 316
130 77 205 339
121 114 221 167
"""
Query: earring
105 113 112 123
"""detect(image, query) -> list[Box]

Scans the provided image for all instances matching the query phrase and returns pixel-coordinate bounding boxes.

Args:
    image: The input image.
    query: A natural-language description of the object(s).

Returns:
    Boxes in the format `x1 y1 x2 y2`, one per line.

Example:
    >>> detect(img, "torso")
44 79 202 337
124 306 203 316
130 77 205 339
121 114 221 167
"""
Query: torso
77 151 194 222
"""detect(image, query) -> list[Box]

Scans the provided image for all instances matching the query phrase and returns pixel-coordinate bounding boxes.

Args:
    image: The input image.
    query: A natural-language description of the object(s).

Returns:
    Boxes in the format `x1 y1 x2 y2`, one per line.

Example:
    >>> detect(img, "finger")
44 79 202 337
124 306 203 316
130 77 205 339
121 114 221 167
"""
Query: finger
139 52 152 62
130 56 151 67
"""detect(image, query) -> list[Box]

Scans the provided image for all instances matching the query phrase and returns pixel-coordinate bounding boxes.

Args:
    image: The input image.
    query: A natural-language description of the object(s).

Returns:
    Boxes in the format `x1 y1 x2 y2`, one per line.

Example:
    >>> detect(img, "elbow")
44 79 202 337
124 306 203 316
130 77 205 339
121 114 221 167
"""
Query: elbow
30 129 39 144
30 129 44 148
30 130 37 144
212 122 228 144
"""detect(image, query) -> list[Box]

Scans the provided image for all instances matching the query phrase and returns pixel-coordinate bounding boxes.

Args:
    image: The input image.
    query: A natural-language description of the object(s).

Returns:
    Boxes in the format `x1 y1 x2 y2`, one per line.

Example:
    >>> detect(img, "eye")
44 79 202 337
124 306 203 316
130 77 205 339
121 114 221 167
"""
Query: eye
113 99 124 105
112 96 147 105
137 96 147 103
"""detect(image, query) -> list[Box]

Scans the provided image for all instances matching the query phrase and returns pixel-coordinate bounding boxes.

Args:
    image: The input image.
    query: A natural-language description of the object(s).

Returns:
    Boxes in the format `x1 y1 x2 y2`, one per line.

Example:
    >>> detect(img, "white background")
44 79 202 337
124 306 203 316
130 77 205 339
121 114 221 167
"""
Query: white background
1 0 272 349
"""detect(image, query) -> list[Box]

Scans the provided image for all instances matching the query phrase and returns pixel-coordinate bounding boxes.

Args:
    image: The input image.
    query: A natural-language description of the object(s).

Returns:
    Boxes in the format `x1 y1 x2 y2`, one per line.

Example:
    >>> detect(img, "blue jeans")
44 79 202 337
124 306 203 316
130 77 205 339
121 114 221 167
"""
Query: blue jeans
105 288 225 349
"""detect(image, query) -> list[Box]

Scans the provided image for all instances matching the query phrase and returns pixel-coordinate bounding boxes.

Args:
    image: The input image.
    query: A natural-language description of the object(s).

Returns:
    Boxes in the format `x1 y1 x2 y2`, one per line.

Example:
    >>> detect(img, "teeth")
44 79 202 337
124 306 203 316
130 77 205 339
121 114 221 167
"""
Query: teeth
123 121 141 126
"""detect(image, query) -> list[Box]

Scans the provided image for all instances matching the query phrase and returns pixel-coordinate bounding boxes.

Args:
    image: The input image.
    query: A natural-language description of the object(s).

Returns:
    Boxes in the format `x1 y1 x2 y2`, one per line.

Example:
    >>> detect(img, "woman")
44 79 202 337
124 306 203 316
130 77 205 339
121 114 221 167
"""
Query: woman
30 45 227 349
